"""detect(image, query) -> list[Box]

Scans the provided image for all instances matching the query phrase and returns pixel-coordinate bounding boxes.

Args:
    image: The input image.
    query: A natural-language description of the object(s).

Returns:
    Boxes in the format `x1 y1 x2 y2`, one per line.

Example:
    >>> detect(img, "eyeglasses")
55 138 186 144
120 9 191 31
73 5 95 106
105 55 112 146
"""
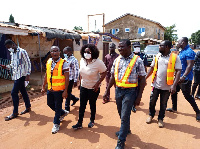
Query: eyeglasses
84 51 91 54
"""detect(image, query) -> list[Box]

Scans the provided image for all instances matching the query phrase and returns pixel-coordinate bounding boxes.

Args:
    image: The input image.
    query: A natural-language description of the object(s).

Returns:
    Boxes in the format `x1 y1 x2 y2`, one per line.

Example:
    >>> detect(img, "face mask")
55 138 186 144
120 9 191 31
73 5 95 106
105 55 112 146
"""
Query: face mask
8 48 14 53
84 53 91 59
134 47 140 53
64 54 68 59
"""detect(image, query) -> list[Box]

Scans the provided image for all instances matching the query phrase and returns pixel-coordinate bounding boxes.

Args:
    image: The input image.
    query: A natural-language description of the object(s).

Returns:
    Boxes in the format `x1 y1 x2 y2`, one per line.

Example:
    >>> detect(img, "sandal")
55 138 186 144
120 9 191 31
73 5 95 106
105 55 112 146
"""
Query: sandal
5 113 19 121
20 108 31 115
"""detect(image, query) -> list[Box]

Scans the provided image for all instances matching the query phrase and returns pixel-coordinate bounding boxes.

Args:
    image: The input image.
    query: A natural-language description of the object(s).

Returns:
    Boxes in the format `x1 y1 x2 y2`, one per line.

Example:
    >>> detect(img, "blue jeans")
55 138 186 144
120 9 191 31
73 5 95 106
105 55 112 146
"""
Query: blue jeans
11 76 31 114
47 90 66 125
115 87 136 143
149 87 170 120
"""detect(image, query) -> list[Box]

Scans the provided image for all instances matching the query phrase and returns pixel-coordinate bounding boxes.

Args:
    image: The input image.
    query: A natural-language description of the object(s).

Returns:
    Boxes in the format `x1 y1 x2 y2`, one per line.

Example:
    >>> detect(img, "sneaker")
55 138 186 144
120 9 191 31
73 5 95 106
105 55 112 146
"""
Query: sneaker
158 120 164 128
115 130 131 137
196 113 200 121
88 121 94 128
72 123 82 130
71 98 79 106
51 124 60 134
166 108 177 113
115 140 125 149
146 116 153 124
132 106 136 113
59 110 69 122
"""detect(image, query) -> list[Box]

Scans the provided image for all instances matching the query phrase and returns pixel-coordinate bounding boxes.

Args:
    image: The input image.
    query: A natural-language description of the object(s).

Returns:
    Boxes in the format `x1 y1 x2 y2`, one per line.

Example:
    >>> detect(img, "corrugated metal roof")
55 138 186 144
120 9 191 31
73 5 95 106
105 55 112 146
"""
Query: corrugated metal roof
105 13 166 30
0 23 29 35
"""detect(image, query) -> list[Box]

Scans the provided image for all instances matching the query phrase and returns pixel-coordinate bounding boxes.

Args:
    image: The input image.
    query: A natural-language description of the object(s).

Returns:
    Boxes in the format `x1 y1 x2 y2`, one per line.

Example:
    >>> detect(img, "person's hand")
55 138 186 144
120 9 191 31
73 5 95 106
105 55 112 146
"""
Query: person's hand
92 82 100 92
62 89 68 99
178 77 185 84
170 85 176 95
25 75 30 81
73 82 77 87
41 87 46 95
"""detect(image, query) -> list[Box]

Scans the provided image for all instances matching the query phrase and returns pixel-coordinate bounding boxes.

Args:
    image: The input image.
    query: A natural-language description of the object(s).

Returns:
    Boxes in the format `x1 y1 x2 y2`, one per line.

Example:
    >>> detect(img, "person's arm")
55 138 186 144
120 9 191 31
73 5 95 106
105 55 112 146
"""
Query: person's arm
93 71 107 92
170 69 181 94
62 69 69 98
41 73 47 95
179 60 194 83
145 67 154 80
73 59 79 87
103 73 115 99
22 50 31 81
135 75 146 106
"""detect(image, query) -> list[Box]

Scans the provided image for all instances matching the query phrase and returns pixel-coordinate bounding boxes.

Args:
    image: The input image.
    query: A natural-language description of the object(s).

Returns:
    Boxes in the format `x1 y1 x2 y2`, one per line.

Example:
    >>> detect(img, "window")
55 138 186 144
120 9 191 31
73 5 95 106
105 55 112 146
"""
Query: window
125 28 130 32
116 28 119 32
138 28 145 34
112 29 116 35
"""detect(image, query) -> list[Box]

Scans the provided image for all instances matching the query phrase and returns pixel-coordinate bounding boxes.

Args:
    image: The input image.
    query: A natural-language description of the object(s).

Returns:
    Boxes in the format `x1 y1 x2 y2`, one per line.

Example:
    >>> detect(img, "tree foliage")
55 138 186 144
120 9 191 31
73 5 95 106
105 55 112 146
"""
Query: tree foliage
190 30 200 45
9 14 15 23
164 24 178 42
73 26 83 31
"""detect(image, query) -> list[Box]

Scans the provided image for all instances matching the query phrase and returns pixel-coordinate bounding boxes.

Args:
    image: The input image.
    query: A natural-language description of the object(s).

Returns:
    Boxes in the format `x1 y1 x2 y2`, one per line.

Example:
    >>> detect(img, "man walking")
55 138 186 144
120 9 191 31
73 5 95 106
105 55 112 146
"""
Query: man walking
166 37 200 121
41 46 69 134
145 40 182 128
63 46 79 112
103 39 146 149
103 43 119 104
4 39 32 121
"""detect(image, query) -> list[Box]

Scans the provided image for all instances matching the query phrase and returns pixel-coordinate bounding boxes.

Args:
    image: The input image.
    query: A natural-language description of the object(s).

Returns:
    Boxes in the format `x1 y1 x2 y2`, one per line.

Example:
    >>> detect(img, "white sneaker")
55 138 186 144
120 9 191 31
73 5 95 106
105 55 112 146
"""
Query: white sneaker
158 120 164 128
59 110 69 122
51 124 60 134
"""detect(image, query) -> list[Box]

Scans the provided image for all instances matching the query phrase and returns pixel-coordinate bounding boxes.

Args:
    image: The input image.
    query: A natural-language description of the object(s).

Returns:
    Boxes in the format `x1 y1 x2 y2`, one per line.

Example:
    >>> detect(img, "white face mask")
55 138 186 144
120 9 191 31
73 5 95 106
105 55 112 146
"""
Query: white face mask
134 47 140 53
84 53 91 59
64 54 68 59
8 48 14 53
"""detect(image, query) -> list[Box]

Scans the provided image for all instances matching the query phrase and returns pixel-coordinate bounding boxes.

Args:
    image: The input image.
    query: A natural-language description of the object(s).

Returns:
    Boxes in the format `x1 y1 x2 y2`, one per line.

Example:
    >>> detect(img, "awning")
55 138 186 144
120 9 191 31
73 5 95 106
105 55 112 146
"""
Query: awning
0 23 29 35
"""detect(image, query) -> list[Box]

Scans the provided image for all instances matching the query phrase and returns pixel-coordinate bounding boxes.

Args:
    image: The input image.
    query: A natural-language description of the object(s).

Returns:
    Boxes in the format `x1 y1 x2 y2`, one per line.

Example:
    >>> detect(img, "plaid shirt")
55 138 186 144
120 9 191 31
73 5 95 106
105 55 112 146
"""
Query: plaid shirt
9 47 31 80
111 52 146 83
64 55 79 82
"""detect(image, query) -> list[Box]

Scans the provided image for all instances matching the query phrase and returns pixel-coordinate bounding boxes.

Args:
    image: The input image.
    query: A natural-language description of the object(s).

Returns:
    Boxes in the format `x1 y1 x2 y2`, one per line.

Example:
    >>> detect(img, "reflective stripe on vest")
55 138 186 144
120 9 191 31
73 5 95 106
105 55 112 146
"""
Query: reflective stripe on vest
152 53 177 85
114 55 139 88
46 58 66 91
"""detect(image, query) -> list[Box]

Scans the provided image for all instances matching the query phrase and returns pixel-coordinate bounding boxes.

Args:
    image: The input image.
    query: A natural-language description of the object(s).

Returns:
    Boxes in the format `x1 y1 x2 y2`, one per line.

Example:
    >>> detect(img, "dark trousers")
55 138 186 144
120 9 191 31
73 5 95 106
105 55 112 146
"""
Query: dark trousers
78 86 100 124
192 71 200 96
11 76 31 114
105 75 111 100
65 79 78 111
171 80 200 113
47 90 66 125
149 87 170 120
115 87 136 142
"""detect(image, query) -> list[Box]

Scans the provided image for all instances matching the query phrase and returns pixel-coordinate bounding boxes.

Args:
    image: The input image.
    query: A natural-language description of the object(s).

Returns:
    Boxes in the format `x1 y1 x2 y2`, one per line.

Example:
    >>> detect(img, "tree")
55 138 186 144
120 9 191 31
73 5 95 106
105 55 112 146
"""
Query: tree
9 14 15 23
190 30 200 45
164 24 178 42
73 26 83 31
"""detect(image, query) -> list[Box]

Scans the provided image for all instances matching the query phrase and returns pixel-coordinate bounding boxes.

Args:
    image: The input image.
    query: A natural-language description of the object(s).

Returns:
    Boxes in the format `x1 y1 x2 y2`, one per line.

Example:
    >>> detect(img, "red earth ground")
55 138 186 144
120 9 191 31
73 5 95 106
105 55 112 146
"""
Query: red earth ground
0 76 200 149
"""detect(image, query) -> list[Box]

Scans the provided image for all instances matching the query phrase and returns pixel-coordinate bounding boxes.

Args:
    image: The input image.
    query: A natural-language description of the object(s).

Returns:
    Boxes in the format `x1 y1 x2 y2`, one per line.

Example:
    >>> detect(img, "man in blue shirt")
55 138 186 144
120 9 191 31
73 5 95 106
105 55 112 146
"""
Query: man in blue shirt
166 37 200 121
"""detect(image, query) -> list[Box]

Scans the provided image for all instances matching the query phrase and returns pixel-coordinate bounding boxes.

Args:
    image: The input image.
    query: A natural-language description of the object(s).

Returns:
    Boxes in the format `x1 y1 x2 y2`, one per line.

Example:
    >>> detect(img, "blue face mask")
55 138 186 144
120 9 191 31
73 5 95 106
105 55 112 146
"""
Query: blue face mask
64 54 68 59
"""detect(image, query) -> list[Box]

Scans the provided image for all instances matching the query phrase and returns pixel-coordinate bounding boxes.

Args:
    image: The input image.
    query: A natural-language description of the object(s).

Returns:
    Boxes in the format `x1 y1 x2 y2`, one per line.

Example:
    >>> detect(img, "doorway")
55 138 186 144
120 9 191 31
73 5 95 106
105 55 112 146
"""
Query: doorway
103 43 109 62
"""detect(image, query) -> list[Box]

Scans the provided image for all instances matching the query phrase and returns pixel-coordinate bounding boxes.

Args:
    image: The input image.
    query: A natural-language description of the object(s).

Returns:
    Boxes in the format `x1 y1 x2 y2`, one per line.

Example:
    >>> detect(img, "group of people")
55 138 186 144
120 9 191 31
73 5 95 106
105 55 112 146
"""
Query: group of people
2 37 200 149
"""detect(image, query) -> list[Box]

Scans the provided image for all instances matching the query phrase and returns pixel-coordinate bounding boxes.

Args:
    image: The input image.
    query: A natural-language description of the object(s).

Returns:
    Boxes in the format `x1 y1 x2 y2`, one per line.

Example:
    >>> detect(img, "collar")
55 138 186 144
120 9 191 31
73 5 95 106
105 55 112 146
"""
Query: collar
120 52 134 59
52 57 61 63
110 52 117 56
183 45 190 51
161 52 171 57
83 58 97 65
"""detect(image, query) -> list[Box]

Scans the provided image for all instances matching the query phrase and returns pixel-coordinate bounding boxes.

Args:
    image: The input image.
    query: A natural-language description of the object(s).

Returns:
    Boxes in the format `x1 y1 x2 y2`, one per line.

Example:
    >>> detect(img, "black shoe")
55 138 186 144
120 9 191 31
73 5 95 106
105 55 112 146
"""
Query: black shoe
132 106 136 113
72 123 82 130
71 98 79 106
196 113 200 121
115 140 125 149
88 121 94 128
115 130 131 137
20 108 31 115
166 108 177 113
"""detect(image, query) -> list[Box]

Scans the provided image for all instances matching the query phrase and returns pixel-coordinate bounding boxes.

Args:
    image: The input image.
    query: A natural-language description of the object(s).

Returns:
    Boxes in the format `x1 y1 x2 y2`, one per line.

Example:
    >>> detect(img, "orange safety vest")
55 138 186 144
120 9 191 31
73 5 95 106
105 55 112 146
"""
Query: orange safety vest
152 53 177 85
114 55 139 88
46 58 66 91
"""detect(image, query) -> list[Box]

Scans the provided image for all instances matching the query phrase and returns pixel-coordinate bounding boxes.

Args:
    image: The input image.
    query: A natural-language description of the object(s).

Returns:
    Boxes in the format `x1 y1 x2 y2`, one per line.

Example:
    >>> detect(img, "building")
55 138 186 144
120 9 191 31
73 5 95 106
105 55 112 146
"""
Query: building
104 13 166 44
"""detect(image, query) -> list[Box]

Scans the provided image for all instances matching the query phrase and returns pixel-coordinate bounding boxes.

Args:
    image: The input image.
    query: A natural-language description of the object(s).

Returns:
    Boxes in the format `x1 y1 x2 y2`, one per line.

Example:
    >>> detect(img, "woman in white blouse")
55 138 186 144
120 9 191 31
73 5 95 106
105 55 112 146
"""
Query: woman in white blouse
72 44 107 129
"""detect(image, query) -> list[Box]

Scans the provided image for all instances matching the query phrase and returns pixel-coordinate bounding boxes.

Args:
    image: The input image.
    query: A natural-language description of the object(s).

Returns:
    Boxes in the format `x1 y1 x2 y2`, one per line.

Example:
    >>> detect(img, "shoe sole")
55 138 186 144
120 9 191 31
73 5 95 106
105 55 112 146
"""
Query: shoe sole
72 126 83 130
52 131 58 134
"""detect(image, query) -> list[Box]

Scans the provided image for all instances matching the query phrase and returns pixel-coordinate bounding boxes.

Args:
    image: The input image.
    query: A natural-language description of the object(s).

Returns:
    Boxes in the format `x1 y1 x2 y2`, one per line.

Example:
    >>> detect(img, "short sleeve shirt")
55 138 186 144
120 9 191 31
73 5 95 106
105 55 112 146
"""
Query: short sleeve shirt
151 53 182 90
179 45 196 80
136 52 148 66
80 58 107 89
111 53 146 84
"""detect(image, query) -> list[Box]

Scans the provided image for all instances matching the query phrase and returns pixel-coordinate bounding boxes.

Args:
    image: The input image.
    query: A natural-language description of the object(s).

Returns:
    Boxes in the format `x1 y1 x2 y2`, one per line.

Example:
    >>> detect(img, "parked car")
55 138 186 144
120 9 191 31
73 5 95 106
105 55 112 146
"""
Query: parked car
144 45 159 65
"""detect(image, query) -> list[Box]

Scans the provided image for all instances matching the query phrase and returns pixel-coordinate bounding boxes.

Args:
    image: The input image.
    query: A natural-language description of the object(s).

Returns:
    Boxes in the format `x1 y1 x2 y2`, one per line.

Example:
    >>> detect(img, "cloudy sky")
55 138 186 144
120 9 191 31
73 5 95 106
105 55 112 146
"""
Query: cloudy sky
1 0 199 39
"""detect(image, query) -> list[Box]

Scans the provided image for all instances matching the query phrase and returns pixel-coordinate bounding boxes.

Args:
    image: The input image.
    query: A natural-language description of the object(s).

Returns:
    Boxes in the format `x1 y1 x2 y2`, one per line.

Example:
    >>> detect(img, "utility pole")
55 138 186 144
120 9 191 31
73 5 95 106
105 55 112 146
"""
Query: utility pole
88 13 105 33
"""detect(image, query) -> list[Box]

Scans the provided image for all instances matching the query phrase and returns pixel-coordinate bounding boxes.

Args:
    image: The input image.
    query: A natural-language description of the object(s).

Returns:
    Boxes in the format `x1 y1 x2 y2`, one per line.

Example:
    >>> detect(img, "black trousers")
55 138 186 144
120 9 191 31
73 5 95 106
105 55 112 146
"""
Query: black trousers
78 86 100 124
192 71 200 96
171 80 200 113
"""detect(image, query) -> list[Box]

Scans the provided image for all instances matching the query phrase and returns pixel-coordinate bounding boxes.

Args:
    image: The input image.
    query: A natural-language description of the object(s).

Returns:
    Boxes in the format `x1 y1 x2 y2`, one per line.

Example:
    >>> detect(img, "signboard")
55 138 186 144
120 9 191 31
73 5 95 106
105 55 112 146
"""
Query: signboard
102 35 112 42
88 35 99 46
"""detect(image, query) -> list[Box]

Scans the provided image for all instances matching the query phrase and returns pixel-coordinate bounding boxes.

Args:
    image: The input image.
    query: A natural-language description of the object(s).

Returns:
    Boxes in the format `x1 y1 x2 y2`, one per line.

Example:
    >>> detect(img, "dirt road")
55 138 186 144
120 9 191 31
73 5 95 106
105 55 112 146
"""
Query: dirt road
0 77 200 149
